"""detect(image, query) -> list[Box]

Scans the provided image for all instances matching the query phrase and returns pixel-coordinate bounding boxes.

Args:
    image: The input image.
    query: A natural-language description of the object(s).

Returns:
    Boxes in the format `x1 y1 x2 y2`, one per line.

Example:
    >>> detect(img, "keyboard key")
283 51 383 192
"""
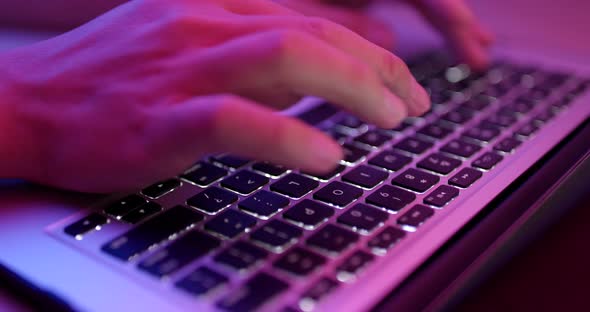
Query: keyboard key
485 113 518 128
176 266 228 297
494 137 521 153
449 168 483 188
392 168 440 193
342 165 388 189
417 153 462 175
417 122 454 139
283 199 334 229
141 179 181 199
367 226 406 254
516 121 539 137
535 108 556 123
337 203 388 232
215 241 268 270
205 209 257 239
397 205 435 228
104 194 147 219
212 155 250 169
353 130 392 147
138 230 220 277
217 272 288 312
313 181 363 207
473 152 503 170
307 224 359 253
300 278 339 307
441 139 482 158
369 151 412 171
251 219 302 250
121 201 162 224
462 123 501 142
252 162 287 177
221 170 269 195
505 101 534 114
463 95 493 110
335 115 365 131
366 185 416 212
342 143 370 164
274 247 326 276
394 137 433 155
187 187 238 214
64 213 108 238
441 108 473 124
336 250 375 281
271 173 319 198
424 185 460 207
102 206 204 261
238 190 289 218
183 162 228 186
302 165 345 181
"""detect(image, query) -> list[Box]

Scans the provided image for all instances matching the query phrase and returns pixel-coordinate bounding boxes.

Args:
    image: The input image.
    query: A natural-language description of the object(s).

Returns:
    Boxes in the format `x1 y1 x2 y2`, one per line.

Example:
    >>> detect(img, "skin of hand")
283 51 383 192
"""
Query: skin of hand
278 0 494 70
0 0 429 193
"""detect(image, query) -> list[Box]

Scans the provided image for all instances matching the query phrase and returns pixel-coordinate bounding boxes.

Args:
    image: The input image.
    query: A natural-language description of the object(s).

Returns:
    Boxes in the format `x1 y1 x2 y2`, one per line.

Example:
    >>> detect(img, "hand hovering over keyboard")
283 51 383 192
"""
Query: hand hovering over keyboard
0 0 429 193
277 0 494 70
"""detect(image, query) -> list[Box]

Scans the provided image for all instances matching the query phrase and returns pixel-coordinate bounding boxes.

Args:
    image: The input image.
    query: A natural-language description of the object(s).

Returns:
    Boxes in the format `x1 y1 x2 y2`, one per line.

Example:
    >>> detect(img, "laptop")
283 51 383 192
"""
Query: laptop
0 0 589 311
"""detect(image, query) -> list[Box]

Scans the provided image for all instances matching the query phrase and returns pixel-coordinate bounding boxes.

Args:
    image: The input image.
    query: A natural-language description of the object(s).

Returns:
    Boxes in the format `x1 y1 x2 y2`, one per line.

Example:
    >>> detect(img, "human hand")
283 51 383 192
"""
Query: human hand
277 0 494 70
0 0 428 193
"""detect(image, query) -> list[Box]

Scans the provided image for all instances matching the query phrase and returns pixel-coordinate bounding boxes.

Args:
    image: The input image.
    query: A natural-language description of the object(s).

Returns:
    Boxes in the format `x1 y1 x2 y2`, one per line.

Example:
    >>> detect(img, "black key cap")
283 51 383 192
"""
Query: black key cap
473 152 503 170
494 137 521 153
138 230 220 277
271 173 319 198
366 185 416 212
516 121 539 137
274 247 326 276
283 199 334 229
183 162 228 187
217 272 288 312
212 155 250 169
535 108 556 123
424 185 460 207
369 151 412 171
417 153 462 175
252 162 287 177
505 101 534 114
221 170 269 195
485 113 518 128
342 143 370 164
397 205 435 228
176 267 228 297
104 194 147 219
337 203 388 232
300 278 338 306
215 241 268 270
313 181 363 207
302 165 345 181
342 165 388 189
335 115 365 130
441 108 473 124
392 168 440 193
141 179 181 199
417 122 454 139
122 201 162 224
394 137 433 155
238 190 289 218
307 224 359 253
463 95 493 110
367 226 406 254
325 129 349 142
64 213 108 238
187 187 238 214
337 250 374 280
389 120 413 133
354 130 392 147
102 206 204 261
441 139 482 158
205 209 257 239
462 123 501 142
251 219 302 250
449 168 483 188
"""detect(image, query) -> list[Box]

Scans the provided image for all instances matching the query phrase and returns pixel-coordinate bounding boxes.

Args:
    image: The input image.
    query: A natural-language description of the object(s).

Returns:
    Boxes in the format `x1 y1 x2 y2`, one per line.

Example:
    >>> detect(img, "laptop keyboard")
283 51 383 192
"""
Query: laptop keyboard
62 53 589 311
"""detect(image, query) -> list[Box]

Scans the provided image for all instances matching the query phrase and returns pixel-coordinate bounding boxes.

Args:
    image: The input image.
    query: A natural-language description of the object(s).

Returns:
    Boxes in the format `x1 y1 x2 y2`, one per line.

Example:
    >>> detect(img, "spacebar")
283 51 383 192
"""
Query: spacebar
101 206 204 261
